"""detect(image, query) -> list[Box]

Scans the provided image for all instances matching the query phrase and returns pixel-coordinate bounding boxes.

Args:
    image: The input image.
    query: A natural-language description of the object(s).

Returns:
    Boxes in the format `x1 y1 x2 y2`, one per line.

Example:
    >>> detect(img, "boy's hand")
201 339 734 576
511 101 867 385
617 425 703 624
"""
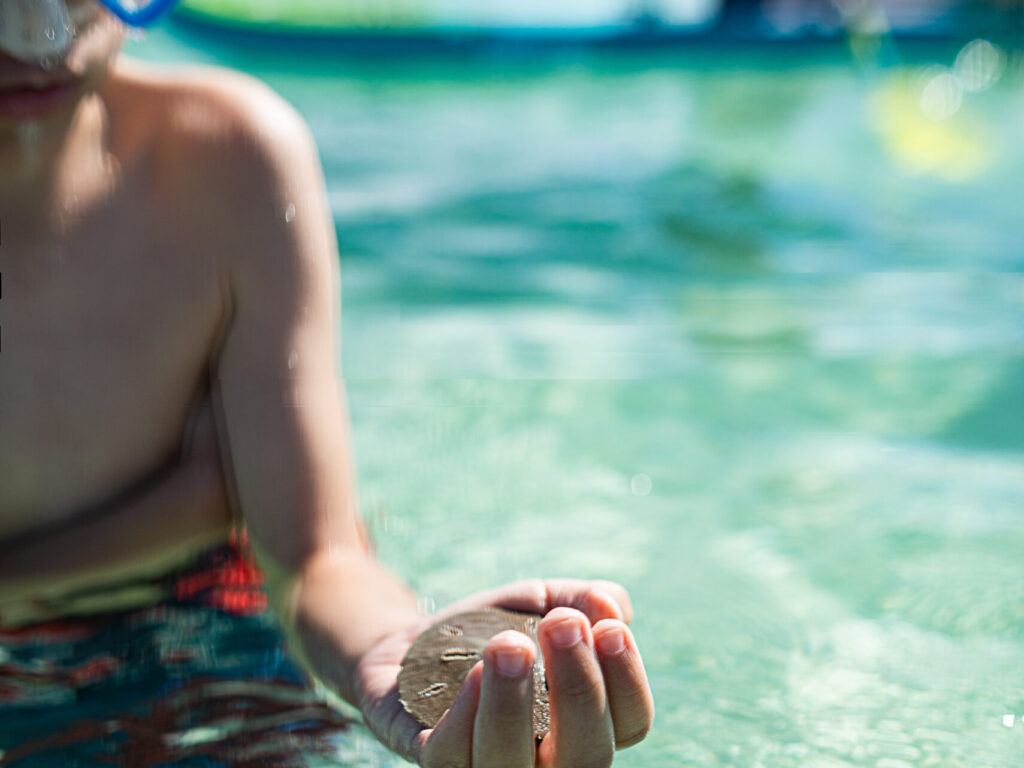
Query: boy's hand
353 579 654 767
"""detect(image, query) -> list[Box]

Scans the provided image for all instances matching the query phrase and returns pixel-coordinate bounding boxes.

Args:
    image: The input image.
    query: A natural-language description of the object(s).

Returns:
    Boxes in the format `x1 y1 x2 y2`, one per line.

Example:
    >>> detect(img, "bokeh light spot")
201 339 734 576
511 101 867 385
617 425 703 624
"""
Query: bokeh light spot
631 474 652 497
954 39 1005 93
919 69 962 122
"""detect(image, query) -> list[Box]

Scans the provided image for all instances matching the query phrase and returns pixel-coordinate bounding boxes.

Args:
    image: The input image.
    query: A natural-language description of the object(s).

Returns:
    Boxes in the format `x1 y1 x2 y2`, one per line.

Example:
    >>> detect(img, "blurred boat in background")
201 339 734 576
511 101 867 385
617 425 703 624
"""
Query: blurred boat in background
172 0 1022 44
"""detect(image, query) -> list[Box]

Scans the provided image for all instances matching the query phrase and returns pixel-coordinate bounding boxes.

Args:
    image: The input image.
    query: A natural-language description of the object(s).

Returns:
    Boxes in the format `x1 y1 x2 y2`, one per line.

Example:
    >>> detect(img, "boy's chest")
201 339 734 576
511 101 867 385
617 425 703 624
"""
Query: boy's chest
0 226 227 538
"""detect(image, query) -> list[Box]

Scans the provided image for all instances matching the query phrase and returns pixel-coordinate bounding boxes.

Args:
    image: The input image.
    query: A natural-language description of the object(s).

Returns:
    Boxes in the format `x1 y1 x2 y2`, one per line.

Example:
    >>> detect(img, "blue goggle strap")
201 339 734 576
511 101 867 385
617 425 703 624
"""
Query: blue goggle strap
95 0 179 27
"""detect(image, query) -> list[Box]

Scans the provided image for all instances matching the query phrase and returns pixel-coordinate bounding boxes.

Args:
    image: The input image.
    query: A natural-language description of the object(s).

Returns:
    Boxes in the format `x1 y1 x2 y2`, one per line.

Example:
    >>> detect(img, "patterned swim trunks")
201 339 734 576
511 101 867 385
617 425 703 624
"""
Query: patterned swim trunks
0 529 352 767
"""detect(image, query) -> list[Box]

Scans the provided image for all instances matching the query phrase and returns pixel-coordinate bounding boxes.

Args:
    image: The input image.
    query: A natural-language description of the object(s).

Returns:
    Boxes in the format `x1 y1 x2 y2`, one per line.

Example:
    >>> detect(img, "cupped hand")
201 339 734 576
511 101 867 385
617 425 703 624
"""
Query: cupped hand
353 579 654 767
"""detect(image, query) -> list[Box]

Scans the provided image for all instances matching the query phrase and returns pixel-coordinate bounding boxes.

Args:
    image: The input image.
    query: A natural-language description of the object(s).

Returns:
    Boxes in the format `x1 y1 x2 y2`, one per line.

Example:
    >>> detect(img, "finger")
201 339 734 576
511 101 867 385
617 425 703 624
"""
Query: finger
537 608 614 768
439 579 633 626
472 631 537 768
589 580 634 625
434 579 549 618
592 619 654 749
545 579 632 625
418 661 483 768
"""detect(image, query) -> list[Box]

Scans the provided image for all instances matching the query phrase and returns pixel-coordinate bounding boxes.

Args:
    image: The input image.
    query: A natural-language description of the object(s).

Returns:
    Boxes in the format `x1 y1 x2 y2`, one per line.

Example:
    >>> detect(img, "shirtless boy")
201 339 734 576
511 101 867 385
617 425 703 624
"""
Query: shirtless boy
0 1 654 764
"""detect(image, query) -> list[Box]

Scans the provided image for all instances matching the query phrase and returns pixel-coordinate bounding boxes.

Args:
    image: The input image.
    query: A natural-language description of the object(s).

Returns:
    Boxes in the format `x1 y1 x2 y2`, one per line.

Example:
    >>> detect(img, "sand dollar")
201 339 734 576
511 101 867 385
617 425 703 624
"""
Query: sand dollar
398 608 550 738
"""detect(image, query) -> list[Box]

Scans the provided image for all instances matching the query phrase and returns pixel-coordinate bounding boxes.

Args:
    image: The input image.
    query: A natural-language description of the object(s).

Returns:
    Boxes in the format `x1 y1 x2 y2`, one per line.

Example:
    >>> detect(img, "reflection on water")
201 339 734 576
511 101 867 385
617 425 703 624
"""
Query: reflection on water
133 30 1023 767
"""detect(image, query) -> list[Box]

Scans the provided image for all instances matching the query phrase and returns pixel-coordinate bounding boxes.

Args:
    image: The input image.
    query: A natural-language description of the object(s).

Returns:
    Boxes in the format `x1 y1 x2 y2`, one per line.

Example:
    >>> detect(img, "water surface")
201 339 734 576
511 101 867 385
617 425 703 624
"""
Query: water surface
134 28 1024 767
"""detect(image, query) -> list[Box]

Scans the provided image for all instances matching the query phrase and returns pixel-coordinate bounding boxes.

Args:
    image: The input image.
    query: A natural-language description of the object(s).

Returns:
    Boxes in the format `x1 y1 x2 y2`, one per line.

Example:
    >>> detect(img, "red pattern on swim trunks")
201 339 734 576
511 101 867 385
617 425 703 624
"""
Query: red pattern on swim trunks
170 528 267 615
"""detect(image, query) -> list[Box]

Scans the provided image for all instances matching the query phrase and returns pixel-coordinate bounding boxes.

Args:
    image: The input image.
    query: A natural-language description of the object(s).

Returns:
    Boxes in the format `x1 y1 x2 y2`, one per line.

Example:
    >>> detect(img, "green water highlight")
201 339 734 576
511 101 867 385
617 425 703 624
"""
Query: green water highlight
131 28 1024 767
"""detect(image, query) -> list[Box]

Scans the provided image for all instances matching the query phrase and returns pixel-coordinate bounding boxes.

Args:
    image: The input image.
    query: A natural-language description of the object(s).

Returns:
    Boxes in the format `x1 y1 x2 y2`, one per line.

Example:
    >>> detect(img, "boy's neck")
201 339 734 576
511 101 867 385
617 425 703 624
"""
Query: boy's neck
0 92 119 239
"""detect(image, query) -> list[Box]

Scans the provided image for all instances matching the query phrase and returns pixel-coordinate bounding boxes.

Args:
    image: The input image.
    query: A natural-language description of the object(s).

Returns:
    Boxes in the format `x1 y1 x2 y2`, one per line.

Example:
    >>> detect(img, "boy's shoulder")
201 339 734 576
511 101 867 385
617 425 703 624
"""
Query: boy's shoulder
112 58 314 169
109 59 329 270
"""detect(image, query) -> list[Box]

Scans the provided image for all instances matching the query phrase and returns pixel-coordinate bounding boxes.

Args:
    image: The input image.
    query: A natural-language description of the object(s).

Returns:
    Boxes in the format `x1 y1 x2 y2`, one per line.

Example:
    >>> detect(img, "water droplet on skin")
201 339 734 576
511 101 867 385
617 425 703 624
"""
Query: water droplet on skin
284 203 296 223
288 350 299 370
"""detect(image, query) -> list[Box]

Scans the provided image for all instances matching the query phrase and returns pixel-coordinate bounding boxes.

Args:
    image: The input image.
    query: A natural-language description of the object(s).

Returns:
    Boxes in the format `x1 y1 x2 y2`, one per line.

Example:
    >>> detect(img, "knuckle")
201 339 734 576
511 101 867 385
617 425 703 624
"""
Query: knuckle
524 578 548 606
615 683 652 711
557 676 603 708
481 691 534 731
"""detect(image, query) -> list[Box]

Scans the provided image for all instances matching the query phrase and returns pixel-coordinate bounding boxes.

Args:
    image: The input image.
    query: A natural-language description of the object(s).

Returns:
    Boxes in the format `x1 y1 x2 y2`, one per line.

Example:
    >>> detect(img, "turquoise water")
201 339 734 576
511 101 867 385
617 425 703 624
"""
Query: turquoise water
134 28 1024 767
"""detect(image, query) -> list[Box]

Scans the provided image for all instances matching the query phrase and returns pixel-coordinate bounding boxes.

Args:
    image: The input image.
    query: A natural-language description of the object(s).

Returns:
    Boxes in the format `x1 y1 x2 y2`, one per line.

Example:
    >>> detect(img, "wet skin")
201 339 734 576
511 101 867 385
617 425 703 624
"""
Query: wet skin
0 2 654 764
0 4 236 598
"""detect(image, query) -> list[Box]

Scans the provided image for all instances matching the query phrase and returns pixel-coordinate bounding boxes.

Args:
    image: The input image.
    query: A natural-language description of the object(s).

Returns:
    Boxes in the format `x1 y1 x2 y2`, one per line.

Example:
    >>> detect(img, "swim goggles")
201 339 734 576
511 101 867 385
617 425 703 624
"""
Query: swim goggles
96 0 180 28
0 0 178 65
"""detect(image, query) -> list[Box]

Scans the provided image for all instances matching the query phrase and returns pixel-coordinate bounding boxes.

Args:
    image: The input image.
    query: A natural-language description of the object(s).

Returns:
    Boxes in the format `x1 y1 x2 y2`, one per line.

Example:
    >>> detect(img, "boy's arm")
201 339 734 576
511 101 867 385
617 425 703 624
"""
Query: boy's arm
207 79 652 766
208 87 421 703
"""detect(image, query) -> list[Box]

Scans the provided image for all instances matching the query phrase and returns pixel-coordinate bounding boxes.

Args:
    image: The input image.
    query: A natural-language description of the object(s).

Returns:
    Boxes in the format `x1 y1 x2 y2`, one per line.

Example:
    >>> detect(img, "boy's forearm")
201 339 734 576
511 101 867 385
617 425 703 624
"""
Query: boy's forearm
263 549 421 707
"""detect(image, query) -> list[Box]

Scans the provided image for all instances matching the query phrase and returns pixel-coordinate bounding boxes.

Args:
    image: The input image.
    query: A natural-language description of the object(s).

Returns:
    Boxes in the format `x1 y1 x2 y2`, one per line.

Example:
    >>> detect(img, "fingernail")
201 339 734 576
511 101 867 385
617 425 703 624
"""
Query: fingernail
494 647 530 678
596 627 627 656
549 618 583 649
